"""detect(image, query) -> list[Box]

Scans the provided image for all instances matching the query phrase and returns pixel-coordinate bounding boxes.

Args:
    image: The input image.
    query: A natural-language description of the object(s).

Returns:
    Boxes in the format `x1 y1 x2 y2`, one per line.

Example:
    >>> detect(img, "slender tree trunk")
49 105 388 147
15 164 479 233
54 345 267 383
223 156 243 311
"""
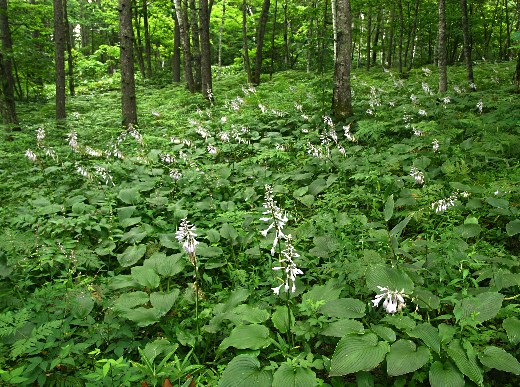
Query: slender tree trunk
242 0 252 83
405 0 419 71
252 0 270 85
283 1 289 68
514 0 520 88
332 0 353 119
54 0 66 122
118 0 138 127
0 0 19 129
269 0 278 78
331 0 337 60
438 0 447 92
398 0 404 73
133 0 146 77
504 0 511 60
460 0 474 88
366 7 372 70
199 0 212 100
372 8 382 65
388 3 395 67
172 3 181 82
63 0 75 96
174 0 195 91
306 1 315 73
143 0 152 77
218 0 226 77
190 0 201 91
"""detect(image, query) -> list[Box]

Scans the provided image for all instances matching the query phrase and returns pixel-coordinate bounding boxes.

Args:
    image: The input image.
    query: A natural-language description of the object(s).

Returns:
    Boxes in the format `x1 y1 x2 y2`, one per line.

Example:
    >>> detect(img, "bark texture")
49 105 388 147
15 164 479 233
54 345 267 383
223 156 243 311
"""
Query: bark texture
118 0 138 127
252 0 270 85
199 0 213 100
0 0 19 129
54 0 67 121
332 0 353 119
174 0 195 91
460 0 475 89
438 0 448 92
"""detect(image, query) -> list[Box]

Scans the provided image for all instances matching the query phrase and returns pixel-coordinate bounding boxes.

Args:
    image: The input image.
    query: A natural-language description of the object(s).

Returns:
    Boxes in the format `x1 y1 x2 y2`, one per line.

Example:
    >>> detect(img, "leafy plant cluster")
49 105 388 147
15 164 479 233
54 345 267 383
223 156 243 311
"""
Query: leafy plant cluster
1 62 519 386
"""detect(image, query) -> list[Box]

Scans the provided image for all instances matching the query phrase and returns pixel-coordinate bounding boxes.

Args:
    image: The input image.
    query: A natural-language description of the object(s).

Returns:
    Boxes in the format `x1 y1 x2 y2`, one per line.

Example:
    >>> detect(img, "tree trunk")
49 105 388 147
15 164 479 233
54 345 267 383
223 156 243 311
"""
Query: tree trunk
388 3 395 67
218 0 226 78
332 0 353 119
133 0 146 78
54 0 66 122
143 0 152 77
398 0 404 73
174 0 195 91
331 0 337 60
372 8 382 65
118 0 138 127
172 3 181 82
63 0 75 96
460 0 474 88
252 0 270 85
438 0 447 92
514 0 520 88
406 0 420 71
366 7 372 70
190 0 201 91
0 0 19 129
283 1 289 68
199 0 212 100
242 0 253 83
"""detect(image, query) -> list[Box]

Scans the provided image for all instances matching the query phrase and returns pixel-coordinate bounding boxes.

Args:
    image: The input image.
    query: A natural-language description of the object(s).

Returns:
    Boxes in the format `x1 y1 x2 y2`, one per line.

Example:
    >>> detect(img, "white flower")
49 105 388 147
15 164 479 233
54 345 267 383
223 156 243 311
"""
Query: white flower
221 116 227 123
271 235 303 295
67 131 78 150
372 286 407 314
261 185 288 255
476 100 483 114
36 127 45 143
207 144 217 154
432 139 440 152
412 127 423 137
410 166 425 185
258 104 267 113
170 169 182 180
176 218 199 257
431 193 458 213
418 109 427 116
25 149 37 162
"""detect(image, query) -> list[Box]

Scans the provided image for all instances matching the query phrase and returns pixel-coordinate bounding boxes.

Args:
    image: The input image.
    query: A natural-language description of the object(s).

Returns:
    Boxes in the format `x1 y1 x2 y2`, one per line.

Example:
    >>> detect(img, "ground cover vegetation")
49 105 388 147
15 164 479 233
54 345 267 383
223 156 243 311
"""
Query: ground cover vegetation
1 0 520 386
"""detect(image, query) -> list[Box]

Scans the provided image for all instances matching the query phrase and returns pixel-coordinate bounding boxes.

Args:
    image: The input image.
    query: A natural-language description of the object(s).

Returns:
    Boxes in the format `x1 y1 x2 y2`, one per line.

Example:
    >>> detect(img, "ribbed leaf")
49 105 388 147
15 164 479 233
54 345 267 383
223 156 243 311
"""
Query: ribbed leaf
321 319 364 337
407 323 440 354
218 355 272 387
330 333 390 376
447 340 483 386
70 293 95 319
366 264 414 293
302 281 341 304
478 346 520 375
122 307 161 327
386 339 430 376
131 266 160 289
271 306 294 334
113 291 149 311
506 220 520 236
117 244 146 267
219 324 271 351
118 188 141 204
149 290 179 315
272 363 316 387
370 325 396 342
454 223 481 238
503 317 520 344
454 292 503 324
228 305 270 325
428 361 465 387
384 195 394 222
308 178 328 196
319 298 366 319
144 252 185 277
412 287 440 309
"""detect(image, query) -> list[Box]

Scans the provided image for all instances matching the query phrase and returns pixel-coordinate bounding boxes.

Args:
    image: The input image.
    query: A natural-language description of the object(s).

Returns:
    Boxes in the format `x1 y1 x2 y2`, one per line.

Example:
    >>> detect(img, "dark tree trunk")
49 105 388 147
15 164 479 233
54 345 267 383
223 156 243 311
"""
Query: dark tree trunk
133 0 146 78
242 0 253 83
438 0 447 92
190 0 201 91
332 0 353 119
269 0 278 78
199 0 212 100
172 4 181 82
283 1 289 68
0 0 19 129
406 0 420 71
118 0 138 127
143 0 152 77
63 0 75 96
174 0 195 91
252 0 270 85
398 0 404 73
388 3 396 67
54 0 66 122
366 7 372 70
460 0 474 88
372 8 382 65
515 0 520 88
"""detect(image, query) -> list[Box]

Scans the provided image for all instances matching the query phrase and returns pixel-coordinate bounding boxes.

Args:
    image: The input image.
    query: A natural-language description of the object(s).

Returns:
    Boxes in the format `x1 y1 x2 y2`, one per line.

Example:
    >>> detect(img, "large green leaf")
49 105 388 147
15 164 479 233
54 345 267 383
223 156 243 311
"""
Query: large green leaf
70 293 95 319
386 339 430 376
366 264 414 293
272 363 316 387
149 290 179 316
302 281 341 305
121 226 148 243
122 307 161 327
319 298 366 319
454 292 503 324
218 355 272 387
131 266 160 289
118 188 141 204
454 223 481 239
117 244 146 267
219 324 271 351
271 306 294 334
506 219 520 236
321 319 364 337
428 361 465 387
407 323 440 354
503 317 520 344
447 340 483 386
329 333 390 376
144 252 185 277
384 194 394 222
370 325 396 342
113 291 149 311
478 346 520 375
308 178 328 196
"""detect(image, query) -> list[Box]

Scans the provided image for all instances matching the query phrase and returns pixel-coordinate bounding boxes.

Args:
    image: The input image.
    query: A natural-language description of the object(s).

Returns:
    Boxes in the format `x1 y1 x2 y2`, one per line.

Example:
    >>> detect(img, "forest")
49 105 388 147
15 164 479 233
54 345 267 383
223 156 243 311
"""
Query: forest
1 0 520 385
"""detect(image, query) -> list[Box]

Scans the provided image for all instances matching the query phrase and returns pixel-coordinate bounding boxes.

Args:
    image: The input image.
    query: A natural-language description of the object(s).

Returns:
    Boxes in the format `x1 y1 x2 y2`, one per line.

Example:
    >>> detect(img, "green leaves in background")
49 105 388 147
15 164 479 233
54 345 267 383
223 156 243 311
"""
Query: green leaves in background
386 339 430 376
503 317 520 344
218 355 272 387
366 264 414 293
477 346 520 375
453 292 503 325
219 324 271 351
272 363 316 387
117 244 146 267
429 361 465 387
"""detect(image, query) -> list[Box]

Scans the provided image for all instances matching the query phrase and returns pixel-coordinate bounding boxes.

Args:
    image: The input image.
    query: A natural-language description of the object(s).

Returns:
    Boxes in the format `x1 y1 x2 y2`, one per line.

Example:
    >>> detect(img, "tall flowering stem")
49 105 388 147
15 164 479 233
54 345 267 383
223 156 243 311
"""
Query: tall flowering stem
260 185 288 256
176 217 201 338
